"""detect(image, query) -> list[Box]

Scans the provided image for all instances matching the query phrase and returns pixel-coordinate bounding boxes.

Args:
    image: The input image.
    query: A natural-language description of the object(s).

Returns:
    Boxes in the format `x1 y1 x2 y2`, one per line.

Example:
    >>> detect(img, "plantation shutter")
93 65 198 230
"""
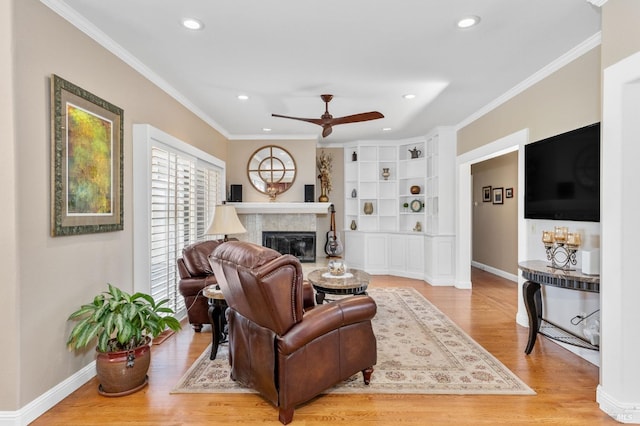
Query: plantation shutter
149 145 222 316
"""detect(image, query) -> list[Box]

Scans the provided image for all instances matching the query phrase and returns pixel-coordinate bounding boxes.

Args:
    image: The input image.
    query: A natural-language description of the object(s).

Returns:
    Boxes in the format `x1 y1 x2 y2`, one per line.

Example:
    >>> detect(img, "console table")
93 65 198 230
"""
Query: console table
519 260 600 354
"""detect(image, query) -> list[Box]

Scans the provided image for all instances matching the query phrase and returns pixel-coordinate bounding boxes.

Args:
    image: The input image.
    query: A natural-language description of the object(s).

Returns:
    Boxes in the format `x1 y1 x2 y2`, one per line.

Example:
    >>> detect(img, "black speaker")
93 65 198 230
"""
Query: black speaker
304 185 315 202
229 184 242 202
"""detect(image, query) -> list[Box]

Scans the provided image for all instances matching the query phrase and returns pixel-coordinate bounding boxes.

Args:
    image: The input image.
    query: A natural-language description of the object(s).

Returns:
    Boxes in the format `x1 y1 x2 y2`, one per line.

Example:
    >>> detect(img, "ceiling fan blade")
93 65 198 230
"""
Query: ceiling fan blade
329 111 384 126
271 113 323 126
272 95 384 137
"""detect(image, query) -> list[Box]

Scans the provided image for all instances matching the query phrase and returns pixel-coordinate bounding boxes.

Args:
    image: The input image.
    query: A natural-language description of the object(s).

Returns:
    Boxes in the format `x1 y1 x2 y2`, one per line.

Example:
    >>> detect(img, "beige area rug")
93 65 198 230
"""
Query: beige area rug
172 287 535 395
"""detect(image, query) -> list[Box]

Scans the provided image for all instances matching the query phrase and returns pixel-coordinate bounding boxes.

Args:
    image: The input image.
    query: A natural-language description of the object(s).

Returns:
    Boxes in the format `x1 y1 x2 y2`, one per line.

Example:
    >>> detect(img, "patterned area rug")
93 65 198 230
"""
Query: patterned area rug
172 287 535 395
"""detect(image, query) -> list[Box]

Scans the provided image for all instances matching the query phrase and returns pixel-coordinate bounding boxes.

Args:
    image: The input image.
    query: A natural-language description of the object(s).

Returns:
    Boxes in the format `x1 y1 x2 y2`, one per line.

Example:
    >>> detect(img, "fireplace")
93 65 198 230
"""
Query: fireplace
262 231 316 263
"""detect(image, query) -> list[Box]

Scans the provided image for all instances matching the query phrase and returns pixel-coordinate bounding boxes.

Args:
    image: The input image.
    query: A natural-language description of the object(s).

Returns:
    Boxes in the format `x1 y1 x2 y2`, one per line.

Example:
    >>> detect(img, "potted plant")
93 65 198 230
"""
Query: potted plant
67 283 182 396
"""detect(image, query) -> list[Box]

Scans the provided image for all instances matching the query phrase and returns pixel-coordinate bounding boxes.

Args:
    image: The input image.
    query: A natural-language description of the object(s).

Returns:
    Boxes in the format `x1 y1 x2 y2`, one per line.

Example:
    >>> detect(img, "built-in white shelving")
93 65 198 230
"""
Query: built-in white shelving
343 128 456 284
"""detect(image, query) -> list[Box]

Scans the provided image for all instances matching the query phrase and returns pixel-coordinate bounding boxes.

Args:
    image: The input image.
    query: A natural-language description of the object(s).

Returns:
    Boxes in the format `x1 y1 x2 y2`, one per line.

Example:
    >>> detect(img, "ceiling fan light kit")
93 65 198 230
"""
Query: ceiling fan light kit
272 94 384 138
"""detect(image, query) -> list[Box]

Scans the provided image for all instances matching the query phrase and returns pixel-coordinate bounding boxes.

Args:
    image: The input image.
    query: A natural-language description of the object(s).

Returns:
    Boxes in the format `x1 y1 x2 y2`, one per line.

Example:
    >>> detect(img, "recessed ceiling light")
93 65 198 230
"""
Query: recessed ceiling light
182 18 203 30
457 16 480 29
262 128 272 132
237 94 249 101
382 127 392 132
403 94 416 100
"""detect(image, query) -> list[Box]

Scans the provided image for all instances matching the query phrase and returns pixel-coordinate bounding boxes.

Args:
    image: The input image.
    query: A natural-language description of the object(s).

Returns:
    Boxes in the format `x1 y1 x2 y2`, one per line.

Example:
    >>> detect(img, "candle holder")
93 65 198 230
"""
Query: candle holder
542 227 581 270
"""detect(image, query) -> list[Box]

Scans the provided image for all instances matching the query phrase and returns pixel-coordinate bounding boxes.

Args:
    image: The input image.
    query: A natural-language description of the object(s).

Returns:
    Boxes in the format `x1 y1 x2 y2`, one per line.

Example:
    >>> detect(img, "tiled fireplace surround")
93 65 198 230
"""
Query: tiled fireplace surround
230 202 331 272
240 213 317 248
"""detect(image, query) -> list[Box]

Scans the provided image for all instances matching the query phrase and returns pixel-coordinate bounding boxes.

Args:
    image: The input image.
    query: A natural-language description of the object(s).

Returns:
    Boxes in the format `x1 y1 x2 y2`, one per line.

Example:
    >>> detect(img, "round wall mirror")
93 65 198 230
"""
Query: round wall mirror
247 145 297 197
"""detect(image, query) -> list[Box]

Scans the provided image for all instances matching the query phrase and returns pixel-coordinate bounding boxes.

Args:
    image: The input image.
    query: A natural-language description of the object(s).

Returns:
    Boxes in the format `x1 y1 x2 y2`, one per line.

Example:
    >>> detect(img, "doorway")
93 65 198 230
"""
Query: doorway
455 129 529 325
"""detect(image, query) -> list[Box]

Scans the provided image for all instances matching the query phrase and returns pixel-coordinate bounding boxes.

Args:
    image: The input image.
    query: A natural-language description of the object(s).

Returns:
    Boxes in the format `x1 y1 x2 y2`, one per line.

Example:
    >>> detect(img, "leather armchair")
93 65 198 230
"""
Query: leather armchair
209 241 377 425
177 239 225 331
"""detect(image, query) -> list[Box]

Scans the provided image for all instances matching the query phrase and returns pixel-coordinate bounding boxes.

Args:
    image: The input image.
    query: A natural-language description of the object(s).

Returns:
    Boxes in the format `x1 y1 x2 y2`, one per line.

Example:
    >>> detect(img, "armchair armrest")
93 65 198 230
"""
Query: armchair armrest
277 295 376 355
302 281 315 311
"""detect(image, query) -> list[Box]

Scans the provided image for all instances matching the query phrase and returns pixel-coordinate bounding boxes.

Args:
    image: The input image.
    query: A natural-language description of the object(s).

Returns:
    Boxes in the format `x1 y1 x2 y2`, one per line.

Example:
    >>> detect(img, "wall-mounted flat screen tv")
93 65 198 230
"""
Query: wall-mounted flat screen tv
524 122 600 222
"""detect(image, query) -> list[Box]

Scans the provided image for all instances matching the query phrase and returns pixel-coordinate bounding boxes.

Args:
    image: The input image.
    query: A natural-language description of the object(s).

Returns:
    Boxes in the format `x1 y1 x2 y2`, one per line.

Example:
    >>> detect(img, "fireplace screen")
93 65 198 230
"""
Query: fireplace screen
262 231 316 263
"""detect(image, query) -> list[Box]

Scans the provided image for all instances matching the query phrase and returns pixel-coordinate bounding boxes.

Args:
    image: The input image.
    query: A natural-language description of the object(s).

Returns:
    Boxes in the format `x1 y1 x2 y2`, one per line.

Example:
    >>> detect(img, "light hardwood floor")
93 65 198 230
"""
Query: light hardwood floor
33 268 616 425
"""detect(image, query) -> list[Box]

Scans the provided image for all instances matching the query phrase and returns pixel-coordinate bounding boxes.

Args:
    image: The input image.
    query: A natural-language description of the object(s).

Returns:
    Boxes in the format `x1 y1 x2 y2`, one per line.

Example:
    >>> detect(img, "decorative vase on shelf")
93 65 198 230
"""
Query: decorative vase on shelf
350 220 357 230
351 188 357 198
410 185 421 194
363 202 374 215
318 180 329 202
352 151 358 161
381 168 390 180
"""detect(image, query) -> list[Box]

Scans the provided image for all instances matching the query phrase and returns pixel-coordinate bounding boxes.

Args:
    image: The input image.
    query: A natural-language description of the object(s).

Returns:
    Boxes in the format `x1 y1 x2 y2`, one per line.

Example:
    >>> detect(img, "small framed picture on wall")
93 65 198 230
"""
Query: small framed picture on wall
482 186 492 202
505 188 513 198
492 187 504 205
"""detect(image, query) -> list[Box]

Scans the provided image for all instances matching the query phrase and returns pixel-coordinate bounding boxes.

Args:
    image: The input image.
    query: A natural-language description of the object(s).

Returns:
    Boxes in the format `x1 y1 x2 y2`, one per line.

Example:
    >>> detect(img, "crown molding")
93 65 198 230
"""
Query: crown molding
39 0 231 139
587 0 608 7
456 31 602 130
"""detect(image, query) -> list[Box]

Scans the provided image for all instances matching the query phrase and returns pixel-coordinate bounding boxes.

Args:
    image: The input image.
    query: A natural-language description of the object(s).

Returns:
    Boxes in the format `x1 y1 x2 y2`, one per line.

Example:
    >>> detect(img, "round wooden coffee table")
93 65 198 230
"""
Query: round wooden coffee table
306 268 370 304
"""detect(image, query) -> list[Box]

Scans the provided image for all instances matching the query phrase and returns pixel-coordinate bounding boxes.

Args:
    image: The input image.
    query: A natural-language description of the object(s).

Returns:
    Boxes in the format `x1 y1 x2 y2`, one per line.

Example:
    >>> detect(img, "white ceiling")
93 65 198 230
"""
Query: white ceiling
44 0 601 145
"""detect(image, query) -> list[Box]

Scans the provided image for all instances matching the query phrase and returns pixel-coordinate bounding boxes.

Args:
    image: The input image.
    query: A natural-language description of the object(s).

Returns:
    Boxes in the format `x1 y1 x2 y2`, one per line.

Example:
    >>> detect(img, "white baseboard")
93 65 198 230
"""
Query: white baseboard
597 385 640 423
471 261 518 282
0 361 95 426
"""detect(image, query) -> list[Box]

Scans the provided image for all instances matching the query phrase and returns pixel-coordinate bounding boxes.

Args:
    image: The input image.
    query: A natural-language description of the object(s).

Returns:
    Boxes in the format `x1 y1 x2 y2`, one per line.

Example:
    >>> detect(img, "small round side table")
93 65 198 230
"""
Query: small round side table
202 285 228 360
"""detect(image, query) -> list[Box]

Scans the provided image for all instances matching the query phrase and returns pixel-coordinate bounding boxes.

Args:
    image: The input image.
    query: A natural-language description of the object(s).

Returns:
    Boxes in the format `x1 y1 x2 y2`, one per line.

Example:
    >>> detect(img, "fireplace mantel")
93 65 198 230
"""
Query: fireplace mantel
228 202 331 215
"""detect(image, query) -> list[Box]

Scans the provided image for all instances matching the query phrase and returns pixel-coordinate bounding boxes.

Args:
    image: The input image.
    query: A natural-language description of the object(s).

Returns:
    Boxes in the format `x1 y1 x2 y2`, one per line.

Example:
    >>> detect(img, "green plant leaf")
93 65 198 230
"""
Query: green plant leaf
67 303 96 320
67 284 181 352
73 322 102 350
97 330 109 352
163 316 182 331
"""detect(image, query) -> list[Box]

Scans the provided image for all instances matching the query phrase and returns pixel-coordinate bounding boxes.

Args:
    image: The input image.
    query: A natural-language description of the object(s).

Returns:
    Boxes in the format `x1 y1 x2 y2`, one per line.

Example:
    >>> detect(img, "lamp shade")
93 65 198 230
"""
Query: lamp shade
205 204 247 239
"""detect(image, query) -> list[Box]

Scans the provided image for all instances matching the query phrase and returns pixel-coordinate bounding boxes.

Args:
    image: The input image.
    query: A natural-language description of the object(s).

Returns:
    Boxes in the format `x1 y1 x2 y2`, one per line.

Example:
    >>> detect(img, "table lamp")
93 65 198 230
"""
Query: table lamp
205 204 247 241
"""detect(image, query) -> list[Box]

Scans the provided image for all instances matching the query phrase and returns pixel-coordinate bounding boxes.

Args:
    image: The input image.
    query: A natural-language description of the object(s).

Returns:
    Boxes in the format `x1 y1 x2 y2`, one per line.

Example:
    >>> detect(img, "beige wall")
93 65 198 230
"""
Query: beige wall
471 152 518 275
227 140 344 257
602 0 640 68
0 0 19 409
226 139 318 203
2 0 227 410
458 47 601 154
458 47 601 276
225 142 345 257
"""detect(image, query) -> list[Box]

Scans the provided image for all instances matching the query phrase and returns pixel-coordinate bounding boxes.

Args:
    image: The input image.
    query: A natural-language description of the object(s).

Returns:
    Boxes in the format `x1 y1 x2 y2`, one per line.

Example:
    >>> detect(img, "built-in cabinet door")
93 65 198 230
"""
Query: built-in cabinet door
388 234 425 278
387 234 407 275
365 234 388 274
406 235 425 278
345 231 366 270
424 235 455 285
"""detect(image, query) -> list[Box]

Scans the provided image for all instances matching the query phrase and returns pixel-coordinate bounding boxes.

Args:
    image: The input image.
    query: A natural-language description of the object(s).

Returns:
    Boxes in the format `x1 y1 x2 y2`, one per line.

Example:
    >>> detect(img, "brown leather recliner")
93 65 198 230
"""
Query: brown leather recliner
209 241 377 425
177 239 225 331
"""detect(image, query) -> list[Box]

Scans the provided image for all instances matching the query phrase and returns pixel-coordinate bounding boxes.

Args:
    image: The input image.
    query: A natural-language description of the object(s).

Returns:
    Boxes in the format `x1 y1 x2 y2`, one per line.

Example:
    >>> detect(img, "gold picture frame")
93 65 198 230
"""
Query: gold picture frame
50 75 124 236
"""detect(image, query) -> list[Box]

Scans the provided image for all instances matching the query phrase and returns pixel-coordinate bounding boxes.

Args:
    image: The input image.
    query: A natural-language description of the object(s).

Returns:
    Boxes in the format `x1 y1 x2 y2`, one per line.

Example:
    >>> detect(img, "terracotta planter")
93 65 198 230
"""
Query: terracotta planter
95 338 151 396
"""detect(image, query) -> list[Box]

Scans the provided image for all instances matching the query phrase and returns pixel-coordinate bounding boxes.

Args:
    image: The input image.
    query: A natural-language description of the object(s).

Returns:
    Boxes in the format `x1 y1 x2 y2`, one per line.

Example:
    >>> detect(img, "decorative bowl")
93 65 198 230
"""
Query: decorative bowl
328 260 347 276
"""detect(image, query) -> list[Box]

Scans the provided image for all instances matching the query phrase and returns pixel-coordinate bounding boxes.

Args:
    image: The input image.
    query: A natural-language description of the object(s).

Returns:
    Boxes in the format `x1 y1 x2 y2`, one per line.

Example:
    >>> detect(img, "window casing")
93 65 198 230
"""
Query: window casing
133 125 224 319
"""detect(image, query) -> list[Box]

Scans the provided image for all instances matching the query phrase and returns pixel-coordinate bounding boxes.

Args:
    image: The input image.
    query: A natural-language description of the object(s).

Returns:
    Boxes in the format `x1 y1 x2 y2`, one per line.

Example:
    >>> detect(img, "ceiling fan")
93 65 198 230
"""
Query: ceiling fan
272 94 384 138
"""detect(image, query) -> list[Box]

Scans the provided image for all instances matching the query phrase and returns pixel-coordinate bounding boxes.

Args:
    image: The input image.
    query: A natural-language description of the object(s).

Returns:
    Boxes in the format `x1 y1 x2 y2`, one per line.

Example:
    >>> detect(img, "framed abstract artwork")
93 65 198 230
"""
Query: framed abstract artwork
50 74 124 236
